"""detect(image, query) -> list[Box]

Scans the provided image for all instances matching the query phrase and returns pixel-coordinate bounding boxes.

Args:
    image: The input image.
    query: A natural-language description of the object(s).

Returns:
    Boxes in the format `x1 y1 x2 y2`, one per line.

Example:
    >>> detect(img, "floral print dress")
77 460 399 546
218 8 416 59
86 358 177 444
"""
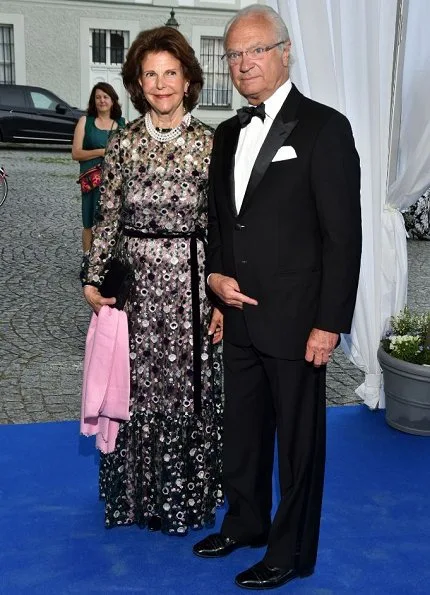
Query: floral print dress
83 116 223 535
402 187 430 240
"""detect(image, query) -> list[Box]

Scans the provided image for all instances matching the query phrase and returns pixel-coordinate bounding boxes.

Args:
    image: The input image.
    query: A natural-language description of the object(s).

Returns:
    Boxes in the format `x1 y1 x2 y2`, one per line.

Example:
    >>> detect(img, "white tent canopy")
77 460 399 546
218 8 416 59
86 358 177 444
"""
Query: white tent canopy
269 0 430 407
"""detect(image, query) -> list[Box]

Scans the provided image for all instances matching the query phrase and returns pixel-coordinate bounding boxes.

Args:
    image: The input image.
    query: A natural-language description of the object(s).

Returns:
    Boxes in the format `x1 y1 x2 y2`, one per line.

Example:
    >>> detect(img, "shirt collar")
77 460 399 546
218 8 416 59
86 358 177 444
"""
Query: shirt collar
260 79 292 121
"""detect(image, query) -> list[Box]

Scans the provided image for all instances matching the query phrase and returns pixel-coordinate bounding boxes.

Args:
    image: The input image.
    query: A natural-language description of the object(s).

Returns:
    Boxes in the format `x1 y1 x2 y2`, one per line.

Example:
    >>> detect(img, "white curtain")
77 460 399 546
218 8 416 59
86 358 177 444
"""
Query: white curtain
388 0 430 208
382 0 430 356
269 0 398 408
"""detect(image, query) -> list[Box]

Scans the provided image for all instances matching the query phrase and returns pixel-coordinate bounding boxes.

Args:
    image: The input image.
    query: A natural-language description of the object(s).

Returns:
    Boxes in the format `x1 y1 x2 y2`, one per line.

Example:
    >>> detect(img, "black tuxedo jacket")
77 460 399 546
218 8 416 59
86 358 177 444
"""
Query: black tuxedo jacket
207 84 362 359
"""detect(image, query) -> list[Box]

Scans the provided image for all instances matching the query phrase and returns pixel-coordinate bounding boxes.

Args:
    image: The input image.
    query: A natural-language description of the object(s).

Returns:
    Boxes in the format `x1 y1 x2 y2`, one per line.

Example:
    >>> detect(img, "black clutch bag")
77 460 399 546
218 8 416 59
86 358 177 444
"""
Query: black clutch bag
99 258 134 310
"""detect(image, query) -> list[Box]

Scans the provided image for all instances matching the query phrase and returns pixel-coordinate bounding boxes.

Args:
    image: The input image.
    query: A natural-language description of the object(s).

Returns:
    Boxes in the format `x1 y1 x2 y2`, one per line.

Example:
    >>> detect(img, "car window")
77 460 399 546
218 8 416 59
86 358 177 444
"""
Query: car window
0 87 27 107
29 91 58 111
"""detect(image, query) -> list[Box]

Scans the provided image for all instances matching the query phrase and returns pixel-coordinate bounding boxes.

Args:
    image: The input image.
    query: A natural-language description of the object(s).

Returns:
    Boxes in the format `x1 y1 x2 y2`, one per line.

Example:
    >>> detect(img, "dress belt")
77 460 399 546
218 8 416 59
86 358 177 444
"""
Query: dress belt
122 227 205 415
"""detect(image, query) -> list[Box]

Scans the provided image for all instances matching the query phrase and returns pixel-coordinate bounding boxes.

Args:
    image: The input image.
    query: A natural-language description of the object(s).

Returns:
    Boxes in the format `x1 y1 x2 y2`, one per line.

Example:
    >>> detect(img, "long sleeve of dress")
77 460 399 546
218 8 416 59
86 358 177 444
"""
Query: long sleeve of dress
82 130 126 287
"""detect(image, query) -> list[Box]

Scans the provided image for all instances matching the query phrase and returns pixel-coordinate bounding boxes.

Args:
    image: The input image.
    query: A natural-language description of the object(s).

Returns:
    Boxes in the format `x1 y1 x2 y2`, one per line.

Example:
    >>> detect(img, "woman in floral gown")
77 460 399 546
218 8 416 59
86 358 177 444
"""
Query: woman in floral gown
82 27 223 535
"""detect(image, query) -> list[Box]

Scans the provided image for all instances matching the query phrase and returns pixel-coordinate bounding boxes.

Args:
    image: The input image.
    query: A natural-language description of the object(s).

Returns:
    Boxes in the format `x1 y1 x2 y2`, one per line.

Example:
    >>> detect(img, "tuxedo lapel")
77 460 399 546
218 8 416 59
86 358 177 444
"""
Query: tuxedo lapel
239 85 302 216
222 119 241 217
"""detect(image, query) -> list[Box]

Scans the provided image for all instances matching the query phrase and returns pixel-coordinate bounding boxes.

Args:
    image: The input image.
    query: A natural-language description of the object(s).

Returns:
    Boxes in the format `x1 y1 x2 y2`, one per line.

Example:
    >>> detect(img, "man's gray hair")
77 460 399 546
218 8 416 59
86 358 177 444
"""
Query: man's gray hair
224 4 290 47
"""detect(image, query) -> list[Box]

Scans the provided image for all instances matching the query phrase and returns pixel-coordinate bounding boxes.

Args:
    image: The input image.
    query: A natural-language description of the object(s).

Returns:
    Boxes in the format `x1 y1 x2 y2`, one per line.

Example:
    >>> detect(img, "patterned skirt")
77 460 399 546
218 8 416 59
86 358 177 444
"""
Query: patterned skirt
98 235 224 535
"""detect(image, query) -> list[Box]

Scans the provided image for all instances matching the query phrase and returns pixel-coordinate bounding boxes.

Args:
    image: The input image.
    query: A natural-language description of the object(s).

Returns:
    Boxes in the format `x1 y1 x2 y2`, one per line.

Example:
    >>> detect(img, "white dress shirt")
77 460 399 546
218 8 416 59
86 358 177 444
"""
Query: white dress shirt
234 79 292 213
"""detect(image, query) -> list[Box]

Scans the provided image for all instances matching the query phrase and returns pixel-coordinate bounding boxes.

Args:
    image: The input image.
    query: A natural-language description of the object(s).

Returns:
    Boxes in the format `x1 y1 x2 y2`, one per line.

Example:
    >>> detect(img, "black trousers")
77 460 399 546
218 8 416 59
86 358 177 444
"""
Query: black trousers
220 341 326 571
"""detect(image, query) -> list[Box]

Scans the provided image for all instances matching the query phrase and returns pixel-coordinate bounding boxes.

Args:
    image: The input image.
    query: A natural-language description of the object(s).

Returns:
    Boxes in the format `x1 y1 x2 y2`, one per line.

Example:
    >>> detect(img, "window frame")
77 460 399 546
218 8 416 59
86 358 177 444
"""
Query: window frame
89 28 129 67
191 25 241 125
199 36 232 109
0 24 15 84
80 18 139 118
0 14 25 84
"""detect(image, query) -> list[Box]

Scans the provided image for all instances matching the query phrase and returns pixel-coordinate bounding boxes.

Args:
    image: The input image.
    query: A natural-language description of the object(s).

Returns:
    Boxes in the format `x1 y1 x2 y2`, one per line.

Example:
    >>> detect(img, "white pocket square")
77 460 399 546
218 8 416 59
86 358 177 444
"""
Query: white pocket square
272 145 297 162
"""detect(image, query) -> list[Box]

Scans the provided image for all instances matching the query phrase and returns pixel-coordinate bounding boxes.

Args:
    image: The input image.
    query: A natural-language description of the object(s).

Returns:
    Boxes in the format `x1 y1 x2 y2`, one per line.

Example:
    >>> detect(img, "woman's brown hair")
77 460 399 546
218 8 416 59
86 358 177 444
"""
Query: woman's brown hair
122 26 203 115
87 82 122 120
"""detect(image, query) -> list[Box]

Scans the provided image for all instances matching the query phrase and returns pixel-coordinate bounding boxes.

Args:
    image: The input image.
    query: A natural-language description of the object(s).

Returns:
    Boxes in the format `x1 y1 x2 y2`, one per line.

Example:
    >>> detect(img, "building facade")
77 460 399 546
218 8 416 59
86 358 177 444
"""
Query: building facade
0 0 262 126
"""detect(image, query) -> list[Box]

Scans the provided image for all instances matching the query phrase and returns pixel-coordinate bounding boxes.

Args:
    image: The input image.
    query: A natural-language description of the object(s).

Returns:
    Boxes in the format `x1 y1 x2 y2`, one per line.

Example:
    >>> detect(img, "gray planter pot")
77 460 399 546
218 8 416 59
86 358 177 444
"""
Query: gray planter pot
378 346 430 435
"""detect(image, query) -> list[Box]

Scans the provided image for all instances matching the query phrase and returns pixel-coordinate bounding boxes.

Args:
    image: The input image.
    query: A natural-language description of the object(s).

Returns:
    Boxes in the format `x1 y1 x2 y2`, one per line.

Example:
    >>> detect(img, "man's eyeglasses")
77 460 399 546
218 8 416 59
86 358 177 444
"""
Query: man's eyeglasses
221 40 287 65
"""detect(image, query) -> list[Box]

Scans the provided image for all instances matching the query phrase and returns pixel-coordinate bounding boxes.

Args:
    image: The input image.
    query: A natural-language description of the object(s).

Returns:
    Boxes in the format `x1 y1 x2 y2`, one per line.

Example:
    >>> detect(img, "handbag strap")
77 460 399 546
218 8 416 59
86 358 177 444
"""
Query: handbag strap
108 118 122 139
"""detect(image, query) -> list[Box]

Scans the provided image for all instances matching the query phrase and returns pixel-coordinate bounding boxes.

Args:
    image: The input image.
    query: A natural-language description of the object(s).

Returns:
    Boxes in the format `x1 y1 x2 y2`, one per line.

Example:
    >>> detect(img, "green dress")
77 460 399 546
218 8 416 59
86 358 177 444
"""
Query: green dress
80 115 125 228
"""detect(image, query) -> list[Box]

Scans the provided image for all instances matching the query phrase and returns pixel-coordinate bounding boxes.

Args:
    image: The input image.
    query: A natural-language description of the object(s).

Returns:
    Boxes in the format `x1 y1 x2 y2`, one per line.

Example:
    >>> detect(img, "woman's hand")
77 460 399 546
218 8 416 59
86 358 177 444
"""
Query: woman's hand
83 285 116 314
208 307 223 344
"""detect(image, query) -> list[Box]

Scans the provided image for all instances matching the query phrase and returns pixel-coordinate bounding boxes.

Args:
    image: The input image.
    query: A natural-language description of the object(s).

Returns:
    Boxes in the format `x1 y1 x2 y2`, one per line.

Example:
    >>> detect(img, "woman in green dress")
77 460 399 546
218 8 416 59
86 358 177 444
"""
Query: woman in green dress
72 82 125 253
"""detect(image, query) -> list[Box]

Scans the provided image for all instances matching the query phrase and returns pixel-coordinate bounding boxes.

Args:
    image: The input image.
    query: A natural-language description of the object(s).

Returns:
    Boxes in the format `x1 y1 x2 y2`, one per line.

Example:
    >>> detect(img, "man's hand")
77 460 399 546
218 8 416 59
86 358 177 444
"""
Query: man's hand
305 328 339 367
83 285 116 314
208 307 224 344
209 273 258 310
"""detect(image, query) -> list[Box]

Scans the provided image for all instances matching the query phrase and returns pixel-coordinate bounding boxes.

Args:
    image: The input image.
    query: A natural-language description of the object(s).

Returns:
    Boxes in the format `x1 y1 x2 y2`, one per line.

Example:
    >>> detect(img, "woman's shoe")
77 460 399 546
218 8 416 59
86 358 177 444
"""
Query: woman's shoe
148 515 162 532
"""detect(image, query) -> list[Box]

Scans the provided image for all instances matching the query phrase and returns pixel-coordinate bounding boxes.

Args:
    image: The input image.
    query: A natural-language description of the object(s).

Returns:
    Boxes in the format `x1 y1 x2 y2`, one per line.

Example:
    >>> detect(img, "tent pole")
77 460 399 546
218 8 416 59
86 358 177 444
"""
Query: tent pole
387 0 409 189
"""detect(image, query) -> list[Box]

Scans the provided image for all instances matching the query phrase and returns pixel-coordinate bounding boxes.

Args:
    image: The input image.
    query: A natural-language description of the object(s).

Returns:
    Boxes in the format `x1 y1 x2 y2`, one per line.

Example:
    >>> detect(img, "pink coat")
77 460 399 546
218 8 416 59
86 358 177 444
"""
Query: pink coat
80 306 130 453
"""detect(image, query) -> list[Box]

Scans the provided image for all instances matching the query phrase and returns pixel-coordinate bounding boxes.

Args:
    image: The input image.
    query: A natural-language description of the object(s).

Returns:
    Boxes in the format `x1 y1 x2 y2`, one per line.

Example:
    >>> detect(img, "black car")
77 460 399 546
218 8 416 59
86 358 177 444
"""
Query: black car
0 84 85 144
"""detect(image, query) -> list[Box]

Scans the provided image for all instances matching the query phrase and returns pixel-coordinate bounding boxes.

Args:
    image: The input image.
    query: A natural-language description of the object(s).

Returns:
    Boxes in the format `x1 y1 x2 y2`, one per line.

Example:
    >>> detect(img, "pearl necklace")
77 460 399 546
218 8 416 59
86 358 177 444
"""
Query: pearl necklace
144 111 191 143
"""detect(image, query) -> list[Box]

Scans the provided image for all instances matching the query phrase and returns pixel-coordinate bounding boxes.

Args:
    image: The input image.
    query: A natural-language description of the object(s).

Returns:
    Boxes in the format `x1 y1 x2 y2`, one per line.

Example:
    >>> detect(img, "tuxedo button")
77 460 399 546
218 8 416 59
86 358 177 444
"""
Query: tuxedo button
235 223 245 231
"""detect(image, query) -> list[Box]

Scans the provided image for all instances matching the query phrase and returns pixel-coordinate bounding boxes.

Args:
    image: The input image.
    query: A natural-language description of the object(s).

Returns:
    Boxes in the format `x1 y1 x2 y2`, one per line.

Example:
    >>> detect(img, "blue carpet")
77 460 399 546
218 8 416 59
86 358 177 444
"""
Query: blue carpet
0 406 429 594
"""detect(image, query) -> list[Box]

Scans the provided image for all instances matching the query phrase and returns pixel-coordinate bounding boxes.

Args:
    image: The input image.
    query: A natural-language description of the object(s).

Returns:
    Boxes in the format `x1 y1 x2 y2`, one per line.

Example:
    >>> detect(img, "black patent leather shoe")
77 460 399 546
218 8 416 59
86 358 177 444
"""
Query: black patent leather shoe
235 561 314 590
147 515 162 532
193 533 267 558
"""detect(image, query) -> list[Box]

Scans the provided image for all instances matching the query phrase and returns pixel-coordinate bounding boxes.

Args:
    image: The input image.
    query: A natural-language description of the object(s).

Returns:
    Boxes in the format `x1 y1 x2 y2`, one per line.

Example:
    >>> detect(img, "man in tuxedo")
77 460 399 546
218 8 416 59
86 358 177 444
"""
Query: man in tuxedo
193 4 361 590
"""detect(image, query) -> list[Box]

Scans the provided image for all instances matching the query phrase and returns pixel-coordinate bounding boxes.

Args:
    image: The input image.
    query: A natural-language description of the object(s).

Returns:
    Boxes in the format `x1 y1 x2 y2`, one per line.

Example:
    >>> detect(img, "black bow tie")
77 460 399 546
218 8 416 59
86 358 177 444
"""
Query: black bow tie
237 103 266 128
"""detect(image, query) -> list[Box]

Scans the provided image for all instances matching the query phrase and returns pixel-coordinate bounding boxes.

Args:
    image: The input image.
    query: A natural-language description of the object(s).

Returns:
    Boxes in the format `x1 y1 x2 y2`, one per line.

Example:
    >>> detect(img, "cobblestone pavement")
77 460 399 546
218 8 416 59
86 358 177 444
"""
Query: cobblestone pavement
0 147 429 423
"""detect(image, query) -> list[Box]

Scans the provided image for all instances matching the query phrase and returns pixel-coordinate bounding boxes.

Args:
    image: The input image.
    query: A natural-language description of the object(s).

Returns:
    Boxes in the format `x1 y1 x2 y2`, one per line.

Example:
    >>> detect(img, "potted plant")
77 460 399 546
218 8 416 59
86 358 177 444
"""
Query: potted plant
378 307 430 435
